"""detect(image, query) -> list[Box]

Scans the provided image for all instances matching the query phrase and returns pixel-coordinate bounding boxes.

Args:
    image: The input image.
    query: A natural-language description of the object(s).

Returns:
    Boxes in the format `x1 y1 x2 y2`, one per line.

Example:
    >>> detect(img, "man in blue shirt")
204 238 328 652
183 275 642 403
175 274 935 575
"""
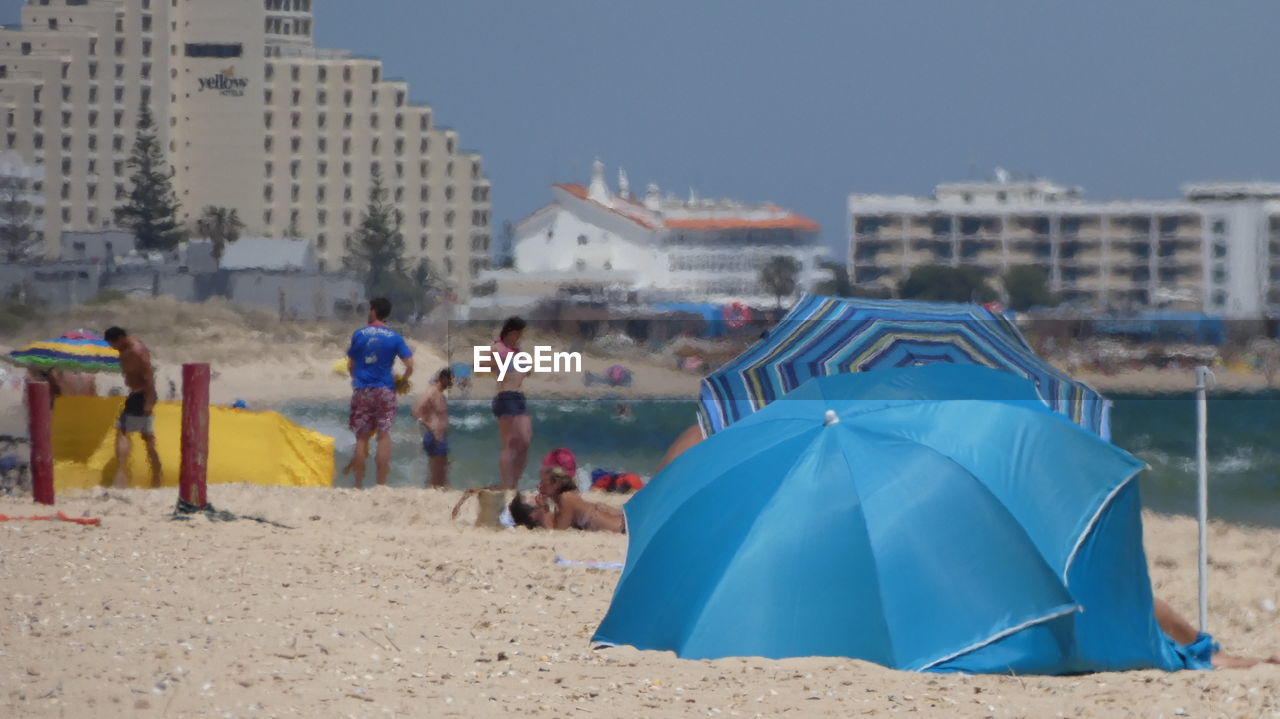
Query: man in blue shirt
346 297 414 488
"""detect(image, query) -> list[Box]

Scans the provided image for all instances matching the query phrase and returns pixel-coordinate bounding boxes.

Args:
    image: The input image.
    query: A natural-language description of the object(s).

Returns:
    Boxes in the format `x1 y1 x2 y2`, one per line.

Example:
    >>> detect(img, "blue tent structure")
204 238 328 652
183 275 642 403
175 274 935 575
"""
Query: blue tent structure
596 366 1212 673
698 296 1111 439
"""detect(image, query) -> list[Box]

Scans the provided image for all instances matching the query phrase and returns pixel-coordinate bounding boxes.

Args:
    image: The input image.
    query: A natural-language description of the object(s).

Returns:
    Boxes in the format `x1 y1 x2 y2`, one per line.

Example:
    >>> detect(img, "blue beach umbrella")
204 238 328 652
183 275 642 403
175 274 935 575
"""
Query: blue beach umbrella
596 366 1196 673
698 295 1110 438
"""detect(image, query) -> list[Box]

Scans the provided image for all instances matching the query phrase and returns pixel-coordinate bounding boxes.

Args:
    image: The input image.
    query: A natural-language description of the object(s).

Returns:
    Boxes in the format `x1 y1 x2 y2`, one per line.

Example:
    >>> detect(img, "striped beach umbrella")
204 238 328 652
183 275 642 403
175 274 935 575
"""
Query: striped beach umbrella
4 330 120 374
698 295 1110 438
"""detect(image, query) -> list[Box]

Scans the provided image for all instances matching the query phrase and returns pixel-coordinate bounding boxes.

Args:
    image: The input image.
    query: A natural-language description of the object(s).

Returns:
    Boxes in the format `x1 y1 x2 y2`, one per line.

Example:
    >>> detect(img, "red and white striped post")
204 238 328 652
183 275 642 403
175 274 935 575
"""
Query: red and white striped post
26 381 54 505
179 363 210 508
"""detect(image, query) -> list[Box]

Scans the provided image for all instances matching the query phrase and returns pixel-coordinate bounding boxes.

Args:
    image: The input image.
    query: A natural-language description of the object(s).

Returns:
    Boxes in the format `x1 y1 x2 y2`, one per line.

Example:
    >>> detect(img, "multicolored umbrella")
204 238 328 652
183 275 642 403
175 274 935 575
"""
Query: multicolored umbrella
698 295 1110 438
4 330 120 374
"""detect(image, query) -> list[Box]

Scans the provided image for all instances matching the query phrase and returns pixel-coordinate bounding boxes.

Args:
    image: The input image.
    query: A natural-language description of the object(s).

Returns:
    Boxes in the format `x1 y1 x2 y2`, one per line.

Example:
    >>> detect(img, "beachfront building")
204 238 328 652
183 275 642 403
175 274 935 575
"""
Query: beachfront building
478 161 825 309
847 174 1280 319
0 0 490 300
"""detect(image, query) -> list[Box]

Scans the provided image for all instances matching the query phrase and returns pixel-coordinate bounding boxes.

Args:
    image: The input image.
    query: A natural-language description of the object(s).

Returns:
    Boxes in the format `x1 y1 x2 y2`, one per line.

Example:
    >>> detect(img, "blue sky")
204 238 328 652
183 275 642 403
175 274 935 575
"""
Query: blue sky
5 1 1279 258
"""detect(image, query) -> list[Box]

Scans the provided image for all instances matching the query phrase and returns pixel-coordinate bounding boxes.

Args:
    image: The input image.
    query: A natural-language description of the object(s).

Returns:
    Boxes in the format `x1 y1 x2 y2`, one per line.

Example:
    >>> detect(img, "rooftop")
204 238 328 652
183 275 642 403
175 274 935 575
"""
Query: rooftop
536 161 820 233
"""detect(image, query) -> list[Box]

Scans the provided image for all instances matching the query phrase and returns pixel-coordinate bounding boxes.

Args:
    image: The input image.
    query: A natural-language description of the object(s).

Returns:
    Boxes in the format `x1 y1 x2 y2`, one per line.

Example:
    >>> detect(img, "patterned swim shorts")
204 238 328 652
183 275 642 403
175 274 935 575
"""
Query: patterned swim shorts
349 387 397 436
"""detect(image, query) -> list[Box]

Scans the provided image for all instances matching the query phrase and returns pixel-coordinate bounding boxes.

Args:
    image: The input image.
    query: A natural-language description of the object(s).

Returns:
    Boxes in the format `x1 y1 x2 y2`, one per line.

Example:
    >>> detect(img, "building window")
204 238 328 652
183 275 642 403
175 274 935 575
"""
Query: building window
420 114 430 132
265 63 274 80
184 43 242 58
291 112 300 129
290 160 300 178
62 85 71 102
371 139 380 154
291 185 299 202
344 186 352 201
1212 219 1227 235
577 234 588 246
317 113 326 129
343 209 352 226
317 90 326 105
142 40 152 57
264 111 273 129
291 89 300 105
394 138 404 155
420 186 429 202
265 161 273 176
114 87 124 103
420 234 427 250
343 90 352 107
395 162 403 179
291 65 300 82
88 61 97 79
264 185 273 201
264 137 273 152
445 235 453 251
141 63 151 79
342 138 351 155
343 65 352 82
290 137 301 153
419 211 429 225
317 66 327 82
420 161 429 177
142 15 152 32
61 158 71 174
445 185 454 201
114 160 123 175
61 135 71 151
394 187 403 202
88 87 97 103
317 209 327 224
370 114 379 129
445 210 454 227
264 89 272 103
112 135 122 152
264 209 272 225
317 233 326 250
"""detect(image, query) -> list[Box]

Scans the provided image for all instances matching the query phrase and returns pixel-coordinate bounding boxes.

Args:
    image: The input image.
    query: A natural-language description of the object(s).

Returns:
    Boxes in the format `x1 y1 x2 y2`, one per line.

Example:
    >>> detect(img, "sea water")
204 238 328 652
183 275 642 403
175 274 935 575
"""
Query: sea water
278 391 1280 527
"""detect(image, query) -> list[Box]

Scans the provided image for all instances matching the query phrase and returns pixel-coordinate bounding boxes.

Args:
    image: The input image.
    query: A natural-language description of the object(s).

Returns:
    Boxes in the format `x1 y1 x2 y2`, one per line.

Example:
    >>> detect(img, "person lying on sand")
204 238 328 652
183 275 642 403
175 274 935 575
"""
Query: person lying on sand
534 464 626 533
1155 598 1280 668
506 448 625 533
657 425 1280 669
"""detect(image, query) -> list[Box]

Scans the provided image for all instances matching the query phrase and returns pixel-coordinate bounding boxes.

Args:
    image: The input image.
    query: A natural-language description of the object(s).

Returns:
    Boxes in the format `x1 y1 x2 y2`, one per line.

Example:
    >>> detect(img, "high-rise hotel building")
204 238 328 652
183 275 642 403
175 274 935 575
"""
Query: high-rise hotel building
0 0 491 299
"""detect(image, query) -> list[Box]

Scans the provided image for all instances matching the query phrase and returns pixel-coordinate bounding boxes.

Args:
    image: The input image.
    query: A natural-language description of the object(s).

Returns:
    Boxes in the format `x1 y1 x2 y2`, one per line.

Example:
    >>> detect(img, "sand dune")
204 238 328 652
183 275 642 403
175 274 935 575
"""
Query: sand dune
1 486 1277 718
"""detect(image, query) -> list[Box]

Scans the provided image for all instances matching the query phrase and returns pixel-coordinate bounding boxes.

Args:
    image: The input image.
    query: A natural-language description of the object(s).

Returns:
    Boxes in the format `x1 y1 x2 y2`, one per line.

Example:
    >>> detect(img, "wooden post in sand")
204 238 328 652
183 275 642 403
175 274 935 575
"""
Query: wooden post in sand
179 363 210 508
26 381 54 505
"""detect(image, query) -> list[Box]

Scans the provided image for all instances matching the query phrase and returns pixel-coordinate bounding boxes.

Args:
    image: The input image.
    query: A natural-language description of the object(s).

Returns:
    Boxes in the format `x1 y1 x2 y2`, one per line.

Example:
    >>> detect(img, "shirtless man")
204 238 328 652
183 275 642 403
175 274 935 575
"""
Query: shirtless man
490 316 531 491
411 368 453 489
104 326 161 488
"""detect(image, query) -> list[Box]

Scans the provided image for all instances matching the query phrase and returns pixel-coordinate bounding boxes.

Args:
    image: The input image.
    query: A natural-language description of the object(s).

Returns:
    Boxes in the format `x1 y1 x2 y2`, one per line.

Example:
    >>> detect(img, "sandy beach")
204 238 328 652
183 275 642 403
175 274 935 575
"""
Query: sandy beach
1 486 1277 718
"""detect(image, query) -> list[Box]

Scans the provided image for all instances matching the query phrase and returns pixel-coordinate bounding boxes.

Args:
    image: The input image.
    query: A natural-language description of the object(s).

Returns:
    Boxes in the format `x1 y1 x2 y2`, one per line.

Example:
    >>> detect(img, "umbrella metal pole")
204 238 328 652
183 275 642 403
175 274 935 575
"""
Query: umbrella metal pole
1195 365 1212 634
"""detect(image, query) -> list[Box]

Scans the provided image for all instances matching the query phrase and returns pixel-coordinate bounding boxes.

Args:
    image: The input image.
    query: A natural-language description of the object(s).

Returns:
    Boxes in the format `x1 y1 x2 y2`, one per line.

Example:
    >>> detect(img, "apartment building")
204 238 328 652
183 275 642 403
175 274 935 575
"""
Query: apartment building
848 175 1280 319
0 0 491 299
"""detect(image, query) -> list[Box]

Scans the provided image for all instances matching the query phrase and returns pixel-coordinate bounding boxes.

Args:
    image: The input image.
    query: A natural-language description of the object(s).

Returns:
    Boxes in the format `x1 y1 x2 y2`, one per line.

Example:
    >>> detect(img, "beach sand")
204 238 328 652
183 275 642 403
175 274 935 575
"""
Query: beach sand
2 486 1277 718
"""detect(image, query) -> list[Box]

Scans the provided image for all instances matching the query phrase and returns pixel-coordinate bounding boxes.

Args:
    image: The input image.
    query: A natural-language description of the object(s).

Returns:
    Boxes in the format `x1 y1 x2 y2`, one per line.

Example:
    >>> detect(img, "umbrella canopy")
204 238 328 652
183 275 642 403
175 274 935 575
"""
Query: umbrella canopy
698 295 1110 438
4 331 120 374
596 367 1192 673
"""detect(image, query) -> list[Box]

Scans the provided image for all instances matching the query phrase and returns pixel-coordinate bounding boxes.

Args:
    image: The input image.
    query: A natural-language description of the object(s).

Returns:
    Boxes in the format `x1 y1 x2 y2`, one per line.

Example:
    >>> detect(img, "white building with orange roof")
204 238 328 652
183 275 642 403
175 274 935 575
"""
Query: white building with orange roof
481 160 826 308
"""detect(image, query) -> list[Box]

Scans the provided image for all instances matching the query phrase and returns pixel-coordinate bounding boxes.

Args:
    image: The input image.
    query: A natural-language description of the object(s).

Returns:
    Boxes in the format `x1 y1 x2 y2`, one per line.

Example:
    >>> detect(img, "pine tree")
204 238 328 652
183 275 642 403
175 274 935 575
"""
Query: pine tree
114 104 182 252
344 169 407 294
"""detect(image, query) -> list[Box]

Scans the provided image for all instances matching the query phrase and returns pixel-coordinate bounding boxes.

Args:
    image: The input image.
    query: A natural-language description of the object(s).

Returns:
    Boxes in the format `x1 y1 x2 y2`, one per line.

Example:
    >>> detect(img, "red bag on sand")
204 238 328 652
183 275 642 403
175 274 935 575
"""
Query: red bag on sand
614 473 644 492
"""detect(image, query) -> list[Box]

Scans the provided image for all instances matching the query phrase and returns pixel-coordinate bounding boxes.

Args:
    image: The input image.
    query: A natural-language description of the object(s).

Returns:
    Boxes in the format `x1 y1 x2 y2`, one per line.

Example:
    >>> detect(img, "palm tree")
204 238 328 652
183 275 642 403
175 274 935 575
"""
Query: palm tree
759 255 802 309
195 205 245 266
